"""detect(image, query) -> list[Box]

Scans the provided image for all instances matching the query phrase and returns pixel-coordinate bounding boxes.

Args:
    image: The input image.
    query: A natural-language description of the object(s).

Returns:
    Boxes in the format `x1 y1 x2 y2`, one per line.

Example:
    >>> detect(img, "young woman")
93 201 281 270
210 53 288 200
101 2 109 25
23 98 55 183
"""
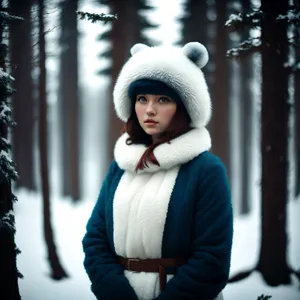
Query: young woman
82 42 233 300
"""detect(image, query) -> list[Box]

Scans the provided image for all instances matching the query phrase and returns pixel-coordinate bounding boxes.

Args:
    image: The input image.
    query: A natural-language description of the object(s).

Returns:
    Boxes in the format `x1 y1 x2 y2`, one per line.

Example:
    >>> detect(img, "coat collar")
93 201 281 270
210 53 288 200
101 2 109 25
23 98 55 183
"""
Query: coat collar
114 128 211 173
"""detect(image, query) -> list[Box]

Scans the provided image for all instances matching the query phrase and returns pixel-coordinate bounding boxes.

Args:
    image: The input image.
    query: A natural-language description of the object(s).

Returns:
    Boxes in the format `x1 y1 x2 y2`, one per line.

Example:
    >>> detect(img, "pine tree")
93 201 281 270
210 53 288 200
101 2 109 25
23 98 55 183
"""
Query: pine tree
0 8 23 300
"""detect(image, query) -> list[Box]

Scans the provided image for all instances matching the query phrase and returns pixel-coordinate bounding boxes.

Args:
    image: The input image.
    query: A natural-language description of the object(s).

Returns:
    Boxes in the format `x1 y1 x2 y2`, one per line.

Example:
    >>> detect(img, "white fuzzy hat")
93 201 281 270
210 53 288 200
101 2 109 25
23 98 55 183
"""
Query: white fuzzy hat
113 42 211 128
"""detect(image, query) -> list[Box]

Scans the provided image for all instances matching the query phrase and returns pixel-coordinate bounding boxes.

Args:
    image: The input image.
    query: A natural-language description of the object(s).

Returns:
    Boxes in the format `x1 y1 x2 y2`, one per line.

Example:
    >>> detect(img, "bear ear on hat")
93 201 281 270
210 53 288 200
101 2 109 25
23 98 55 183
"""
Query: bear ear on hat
130 43 150 56
182 42 209 69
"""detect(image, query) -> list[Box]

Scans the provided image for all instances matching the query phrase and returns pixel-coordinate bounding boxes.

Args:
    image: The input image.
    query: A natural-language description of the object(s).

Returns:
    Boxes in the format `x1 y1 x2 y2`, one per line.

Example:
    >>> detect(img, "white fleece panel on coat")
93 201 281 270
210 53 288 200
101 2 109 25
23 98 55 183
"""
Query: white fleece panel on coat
113 166 179 300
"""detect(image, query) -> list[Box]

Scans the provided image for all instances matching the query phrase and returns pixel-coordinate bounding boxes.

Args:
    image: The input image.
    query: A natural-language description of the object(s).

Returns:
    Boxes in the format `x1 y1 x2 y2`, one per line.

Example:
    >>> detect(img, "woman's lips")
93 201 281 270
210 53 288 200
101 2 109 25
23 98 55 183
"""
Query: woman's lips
144 121 158 126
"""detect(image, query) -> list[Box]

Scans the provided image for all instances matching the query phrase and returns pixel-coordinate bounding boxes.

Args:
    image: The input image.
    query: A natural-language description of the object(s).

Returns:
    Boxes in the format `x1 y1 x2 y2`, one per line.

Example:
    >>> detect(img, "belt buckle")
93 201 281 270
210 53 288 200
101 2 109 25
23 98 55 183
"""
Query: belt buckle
127 258 140 272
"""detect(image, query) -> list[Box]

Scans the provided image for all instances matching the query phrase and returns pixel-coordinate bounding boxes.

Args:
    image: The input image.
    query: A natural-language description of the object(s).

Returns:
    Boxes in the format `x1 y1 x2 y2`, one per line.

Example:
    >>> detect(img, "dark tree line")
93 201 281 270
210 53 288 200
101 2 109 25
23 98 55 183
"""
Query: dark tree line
226 0 300 286
7 0 70 292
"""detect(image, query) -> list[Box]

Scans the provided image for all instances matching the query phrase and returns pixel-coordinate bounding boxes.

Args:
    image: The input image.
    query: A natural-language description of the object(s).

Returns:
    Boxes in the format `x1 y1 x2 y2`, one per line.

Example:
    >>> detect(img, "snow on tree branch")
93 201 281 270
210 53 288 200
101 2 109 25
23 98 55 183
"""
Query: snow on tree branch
0 150 19 182
287 36 300 46
227 37 262 58
0 102 11 118
0 210 15 233
1 137 11 150
76 11 117 24
0 68 15 97
0 11 23 24
284 61 300 73
277 10 300 25
0 67 15 82
225 10 263 31
0 102 16 127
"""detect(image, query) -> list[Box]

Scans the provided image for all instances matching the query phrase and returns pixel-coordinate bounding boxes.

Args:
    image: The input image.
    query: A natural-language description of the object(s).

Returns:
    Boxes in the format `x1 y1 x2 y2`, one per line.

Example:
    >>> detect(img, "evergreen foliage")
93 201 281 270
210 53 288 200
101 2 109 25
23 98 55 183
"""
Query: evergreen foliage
225 4 300 57
0 11 23 25
0 22 19 228
0 7 23 300
76 11 117 24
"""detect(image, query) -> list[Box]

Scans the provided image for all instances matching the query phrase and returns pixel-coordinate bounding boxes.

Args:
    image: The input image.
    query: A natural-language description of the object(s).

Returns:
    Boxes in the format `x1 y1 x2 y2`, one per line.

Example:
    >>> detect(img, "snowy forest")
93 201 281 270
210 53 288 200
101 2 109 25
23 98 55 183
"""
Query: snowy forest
0 0 300 299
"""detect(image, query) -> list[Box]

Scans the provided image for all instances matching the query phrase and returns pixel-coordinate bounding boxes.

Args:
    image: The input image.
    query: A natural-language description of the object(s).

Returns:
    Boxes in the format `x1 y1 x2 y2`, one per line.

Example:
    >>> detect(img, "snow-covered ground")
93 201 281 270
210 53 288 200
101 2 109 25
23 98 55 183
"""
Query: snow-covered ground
14 187 300 300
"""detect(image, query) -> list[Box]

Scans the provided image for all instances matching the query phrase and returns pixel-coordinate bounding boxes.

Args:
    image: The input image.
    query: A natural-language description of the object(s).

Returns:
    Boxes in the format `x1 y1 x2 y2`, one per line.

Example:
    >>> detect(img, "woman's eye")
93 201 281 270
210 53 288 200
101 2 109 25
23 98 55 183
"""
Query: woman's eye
137 96 147 103
158 96 170 103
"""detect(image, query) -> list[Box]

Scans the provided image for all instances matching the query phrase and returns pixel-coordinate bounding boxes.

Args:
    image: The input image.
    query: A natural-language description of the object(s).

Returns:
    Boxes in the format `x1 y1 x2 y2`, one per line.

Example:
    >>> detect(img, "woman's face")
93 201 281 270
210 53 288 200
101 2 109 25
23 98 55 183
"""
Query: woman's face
135 94 177 142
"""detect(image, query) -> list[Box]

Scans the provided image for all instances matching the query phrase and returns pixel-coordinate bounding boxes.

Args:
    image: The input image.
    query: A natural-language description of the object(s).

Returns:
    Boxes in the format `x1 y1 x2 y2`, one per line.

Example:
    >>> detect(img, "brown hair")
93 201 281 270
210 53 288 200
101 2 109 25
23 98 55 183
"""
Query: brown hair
121 102 192 172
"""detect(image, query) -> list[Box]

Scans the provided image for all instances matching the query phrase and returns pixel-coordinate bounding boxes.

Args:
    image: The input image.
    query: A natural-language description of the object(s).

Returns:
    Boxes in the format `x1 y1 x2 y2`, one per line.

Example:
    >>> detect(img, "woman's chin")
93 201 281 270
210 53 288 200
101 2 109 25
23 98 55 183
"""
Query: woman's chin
144 128 162 136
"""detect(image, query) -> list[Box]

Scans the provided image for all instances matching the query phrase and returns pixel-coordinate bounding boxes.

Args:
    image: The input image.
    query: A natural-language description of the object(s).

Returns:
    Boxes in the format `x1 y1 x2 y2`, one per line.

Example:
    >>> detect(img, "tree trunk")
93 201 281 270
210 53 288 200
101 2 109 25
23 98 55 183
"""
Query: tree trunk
210 1 230 180
38 0 68 280
257 0 290 285
59 0 80 201
181 0 210 80
294 26 300 198
239 0 253 215
10 0 35 191
106 1 130 167
181 0 208 47
0 5 22 298
0 183 21 300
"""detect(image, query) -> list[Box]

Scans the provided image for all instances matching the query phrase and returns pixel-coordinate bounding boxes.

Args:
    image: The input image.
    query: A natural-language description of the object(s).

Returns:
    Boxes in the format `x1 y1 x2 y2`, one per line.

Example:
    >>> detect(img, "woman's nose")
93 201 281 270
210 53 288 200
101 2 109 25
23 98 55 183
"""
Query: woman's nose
146 103 156 115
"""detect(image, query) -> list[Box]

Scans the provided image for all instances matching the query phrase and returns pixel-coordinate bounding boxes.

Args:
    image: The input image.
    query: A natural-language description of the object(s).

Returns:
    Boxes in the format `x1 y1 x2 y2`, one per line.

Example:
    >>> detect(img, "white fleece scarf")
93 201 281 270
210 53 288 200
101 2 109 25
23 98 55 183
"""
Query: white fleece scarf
114 127 211 173
113 128 212 300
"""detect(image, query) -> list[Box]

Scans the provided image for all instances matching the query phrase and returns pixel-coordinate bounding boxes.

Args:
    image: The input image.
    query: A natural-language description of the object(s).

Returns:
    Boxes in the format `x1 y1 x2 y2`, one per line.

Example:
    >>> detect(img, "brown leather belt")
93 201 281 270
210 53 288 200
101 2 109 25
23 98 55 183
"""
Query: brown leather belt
117 256 186 291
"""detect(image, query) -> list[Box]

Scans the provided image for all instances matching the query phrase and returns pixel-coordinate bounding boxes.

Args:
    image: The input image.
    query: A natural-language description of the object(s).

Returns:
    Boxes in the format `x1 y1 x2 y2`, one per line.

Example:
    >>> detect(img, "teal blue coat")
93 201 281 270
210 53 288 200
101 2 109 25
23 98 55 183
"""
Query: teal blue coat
82 151 233 300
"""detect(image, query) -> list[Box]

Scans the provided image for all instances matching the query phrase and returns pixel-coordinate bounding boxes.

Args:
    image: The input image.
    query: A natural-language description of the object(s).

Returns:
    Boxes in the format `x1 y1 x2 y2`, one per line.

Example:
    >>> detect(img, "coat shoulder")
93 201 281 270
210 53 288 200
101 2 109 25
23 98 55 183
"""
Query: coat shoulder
178 151 229 191
190 151 227 172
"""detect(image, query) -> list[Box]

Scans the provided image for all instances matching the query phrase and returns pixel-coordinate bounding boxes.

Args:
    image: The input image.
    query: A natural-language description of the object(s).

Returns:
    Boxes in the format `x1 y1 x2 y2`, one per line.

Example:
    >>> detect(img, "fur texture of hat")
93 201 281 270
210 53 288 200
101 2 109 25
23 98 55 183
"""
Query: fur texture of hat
113 42 211 128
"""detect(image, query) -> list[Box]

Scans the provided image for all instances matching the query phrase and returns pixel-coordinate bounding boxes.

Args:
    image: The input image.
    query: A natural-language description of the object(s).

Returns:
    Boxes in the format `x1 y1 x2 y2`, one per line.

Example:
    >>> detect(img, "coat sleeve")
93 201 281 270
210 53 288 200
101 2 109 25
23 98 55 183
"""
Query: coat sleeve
157 160 233 300
82 161 138 300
